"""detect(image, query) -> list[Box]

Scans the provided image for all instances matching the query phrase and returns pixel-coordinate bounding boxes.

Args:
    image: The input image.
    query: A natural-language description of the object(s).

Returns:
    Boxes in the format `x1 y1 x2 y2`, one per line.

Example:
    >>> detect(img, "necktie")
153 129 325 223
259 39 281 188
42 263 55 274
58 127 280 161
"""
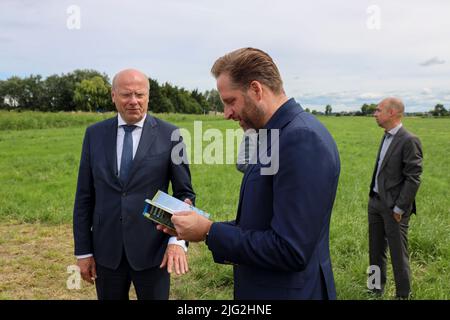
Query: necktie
120 125 137 183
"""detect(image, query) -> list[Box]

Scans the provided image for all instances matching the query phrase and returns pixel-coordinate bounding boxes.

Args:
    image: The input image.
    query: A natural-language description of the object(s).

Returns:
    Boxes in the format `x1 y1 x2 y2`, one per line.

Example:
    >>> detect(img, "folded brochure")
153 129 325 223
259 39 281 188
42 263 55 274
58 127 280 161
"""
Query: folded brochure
143 190 210 230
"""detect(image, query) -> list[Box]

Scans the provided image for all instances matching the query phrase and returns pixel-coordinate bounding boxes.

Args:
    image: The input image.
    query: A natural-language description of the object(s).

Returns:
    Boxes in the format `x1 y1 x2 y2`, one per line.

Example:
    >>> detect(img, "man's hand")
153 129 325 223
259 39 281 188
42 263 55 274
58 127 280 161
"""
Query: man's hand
171 211 213 242
77 256 97 284
393 212 402 223
160 244 188 275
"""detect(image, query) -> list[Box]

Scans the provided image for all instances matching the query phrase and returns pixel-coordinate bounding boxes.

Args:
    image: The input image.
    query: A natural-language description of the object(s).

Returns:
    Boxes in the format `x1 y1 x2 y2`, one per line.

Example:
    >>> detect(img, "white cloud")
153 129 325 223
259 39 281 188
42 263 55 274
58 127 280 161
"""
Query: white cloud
421 88 433 95
358 92 384 100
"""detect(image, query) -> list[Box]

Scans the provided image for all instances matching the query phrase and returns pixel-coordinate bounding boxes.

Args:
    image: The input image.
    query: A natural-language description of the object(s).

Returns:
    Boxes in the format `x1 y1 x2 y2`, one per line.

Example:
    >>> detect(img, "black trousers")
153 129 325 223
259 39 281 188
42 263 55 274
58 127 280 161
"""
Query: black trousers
368 194 411 297
95 250 170 300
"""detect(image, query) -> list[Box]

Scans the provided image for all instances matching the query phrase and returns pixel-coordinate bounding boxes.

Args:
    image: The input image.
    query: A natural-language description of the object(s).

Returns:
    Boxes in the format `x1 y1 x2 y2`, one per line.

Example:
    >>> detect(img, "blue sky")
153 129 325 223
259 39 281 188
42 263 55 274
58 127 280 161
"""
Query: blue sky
1 0 449 112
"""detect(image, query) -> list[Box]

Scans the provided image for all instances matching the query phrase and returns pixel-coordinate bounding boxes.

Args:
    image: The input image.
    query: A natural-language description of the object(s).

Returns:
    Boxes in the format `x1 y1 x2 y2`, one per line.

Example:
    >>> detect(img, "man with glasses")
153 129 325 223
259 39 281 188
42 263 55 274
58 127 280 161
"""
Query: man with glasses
73 69 195 299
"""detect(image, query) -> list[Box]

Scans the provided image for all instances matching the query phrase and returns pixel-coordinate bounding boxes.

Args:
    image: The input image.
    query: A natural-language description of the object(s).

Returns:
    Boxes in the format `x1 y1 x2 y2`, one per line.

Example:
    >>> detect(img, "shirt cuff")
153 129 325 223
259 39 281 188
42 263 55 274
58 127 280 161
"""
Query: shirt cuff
168 237 187 252
76 253 93 259
393 206 405 215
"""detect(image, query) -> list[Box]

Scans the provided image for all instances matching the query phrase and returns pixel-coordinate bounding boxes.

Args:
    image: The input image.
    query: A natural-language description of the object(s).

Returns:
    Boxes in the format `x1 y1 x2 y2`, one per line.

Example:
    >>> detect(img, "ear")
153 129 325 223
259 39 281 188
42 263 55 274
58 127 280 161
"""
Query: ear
248 81 263 101
111 90 116 103
388 108 396 116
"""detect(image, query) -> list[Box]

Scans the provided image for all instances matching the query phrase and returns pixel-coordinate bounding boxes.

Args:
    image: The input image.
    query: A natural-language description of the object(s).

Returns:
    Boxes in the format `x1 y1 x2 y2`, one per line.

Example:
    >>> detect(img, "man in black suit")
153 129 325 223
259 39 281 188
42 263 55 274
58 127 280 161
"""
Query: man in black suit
368 97 423 299
73 69 195 299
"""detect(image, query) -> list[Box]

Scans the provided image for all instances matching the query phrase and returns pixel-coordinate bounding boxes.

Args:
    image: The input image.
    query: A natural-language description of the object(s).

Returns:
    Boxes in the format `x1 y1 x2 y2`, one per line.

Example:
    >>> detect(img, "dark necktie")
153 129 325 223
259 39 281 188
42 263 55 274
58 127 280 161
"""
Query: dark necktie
120 125 137 183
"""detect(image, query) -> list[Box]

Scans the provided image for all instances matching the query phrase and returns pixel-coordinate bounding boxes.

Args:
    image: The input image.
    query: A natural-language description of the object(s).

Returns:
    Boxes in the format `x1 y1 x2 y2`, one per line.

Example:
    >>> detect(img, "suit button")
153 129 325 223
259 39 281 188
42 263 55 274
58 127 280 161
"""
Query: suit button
120 216 122 221
122 192 126 197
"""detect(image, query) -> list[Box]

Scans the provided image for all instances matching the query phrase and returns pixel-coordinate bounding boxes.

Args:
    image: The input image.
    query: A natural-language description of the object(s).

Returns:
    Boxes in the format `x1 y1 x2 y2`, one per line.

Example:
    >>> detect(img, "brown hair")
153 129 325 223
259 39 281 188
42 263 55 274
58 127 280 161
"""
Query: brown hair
211 47 284 94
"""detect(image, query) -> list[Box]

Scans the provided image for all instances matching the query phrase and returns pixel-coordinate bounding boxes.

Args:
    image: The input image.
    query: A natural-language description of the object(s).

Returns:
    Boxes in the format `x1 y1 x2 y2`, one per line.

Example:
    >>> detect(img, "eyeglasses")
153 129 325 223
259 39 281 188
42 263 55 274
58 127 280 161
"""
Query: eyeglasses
118 92 148 100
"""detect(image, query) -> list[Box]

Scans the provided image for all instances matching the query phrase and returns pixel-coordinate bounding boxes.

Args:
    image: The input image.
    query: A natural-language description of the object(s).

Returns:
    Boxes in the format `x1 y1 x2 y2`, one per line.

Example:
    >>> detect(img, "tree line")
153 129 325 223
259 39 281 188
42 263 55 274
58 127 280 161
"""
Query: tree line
1 70 447 117
305 103 449 117
0 69 224 114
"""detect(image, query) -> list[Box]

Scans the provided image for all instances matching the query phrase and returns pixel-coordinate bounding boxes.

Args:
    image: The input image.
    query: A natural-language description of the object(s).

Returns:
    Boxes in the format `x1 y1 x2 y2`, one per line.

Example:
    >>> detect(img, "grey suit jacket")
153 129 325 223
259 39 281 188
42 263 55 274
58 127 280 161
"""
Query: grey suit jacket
369 126 423 214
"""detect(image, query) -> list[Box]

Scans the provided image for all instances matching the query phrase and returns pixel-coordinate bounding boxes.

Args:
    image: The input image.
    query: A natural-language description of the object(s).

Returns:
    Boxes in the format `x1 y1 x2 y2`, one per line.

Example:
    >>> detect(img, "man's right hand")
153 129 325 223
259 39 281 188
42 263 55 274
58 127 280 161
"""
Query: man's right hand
77 256 97 284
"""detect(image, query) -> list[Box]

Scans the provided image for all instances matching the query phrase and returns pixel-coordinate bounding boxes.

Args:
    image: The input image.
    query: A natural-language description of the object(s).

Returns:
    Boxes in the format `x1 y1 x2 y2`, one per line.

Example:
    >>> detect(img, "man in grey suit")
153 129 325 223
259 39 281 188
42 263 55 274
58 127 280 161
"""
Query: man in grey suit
368 97 423 299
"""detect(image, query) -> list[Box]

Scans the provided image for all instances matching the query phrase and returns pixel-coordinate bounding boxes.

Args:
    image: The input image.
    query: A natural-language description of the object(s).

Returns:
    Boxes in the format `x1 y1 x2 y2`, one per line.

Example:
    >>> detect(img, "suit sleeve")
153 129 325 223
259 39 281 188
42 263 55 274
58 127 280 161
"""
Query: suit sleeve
73 128 95 256
395 136 423 212
207 128 339 272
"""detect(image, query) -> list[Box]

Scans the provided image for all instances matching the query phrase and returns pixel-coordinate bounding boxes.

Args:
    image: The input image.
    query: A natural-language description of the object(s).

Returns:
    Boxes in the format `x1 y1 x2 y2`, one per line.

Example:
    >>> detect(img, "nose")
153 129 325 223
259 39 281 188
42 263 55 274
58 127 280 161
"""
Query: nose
129 94 138 105
224 106 234 120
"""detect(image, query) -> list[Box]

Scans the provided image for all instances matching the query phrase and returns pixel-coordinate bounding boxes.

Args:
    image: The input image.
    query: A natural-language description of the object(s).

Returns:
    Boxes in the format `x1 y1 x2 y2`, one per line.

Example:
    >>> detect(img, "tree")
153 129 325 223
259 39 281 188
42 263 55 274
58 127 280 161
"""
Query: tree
177 89 202 114
20 75 46 110
361 103 377 116
191 89 210 114
73 76 111 112
325 104 332 115
0 75 45 110
148 78 166 113
0 77 22 110
305 108 310 113
430 104 448 117
205 89 224 114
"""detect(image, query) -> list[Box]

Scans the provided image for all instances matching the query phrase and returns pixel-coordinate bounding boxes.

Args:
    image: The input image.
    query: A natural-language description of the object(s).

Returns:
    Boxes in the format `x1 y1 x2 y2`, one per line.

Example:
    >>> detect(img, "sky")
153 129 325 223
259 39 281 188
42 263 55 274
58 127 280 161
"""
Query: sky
1 0 449 112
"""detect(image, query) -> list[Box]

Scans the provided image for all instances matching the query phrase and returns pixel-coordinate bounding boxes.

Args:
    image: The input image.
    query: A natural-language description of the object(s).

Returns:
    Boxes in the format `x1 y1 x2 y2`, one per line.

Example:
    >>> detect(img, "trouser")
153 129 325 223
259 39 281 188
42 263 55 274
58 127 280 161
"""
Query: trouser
368 194 411 297
95 249 170 300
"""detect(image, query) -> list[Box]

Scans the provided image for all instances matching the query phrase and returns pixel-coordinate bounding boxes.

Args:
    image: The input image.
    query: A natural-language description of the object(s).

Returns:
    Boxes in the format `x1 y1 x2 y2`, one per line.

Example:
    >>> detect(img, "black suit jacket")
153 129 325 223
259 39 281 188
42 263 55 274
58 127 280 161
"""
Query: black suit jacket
73 114 195 271
369 126 423 214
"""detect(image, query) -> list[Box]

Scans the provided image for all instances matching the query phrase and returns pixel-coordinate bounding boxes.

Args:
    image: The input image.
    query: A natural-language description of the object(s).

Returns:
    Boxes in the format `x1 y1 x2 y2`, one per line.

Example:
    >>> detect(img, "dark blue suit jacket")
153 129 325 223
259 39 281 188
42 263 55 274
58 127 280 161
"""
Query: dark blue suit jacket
207 99 340 299
73 114 195 271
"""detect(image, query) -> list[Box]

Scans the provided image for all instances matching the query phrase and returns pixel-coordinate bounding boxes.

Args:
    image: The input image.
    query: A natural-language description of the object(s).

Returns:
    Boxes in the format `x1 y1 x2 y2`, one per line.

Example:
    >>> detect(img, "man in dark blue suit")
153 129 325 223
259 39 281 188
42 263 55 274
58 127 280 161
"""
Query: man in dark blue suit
73 69 195 300
159 48 340 299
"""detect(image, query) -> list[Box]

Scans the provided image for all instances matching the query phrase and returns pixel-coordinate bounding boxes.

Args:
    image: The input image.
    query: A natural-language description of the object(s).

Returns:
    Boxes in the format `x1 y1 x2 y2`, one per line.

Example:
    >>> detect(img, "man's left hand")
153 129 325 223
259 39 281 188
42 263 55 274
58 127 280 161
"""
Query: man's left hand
160 244 188 275
393 212 402 223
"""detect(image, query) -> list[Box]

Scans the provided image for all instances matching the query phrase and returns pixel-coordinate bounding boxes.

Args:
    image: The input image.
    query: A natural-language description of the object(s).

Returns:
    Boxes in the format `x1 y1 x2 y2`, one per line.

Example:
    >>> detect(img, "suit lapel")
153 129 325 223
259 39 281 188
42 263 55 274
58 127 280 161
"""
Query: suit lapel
379 127 406 173
236 163 257 223
235 99 303 224
105 117 120 184
124 114 157 186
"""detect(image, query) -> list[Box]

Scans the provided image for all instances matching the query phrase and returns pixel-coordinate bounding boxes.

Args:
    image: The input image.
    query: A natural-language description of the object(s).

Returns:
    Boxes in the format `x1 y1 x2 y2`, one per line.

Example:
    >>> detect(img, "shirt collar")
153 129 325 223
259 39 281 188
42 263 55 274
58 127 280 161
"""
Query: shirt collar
117 113 146 128
387 123 402 136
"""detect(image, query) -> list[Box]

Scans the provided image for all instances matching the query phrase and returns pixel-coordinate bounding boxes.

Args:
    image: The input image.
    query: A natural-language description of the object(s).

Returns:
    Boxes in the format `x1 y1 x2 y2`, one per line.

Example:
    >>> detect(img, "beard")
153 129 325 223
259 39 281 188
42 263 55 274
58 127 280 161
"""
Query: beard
242 94 266 130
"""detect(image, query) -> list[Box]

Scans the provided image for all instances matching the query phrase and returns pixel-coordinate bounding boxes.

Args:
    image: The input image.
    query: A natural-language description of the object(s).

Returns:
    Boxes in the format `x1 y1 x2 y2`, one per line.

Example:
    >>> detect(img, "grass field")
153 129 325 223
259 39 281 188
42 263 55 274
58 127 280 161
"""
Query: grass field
0 111 449 299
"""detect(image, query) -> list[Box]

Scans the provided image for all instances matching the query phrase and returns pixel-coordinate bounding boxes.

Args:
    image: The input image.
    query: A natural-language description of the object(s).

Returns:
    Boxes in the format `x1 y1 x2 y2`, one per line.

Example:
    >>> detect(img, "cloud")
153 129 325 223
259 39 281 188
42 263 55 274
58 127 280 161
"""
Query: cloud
1 0 450 113
358 92 384 100
421 88 432 95
419 57 446 66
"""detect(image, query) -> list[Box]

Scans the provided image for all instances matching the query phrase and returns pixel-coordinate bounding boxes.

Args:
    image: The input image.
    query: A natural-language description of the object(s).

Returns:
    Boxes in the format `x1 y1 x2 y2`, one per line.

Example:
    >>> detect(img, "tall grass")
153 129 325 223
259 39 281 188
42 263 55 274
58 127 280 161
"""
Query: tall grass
0 111 224 131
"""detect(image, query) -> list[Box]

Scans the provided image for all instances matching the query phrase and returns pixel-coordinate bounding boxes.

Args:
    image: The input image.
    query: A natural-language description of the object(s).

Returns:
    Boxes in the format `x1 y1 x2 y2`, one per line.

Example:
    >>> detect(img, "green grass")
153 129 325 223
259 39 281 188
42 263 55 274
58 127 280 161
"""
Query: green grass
0 112 449 299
